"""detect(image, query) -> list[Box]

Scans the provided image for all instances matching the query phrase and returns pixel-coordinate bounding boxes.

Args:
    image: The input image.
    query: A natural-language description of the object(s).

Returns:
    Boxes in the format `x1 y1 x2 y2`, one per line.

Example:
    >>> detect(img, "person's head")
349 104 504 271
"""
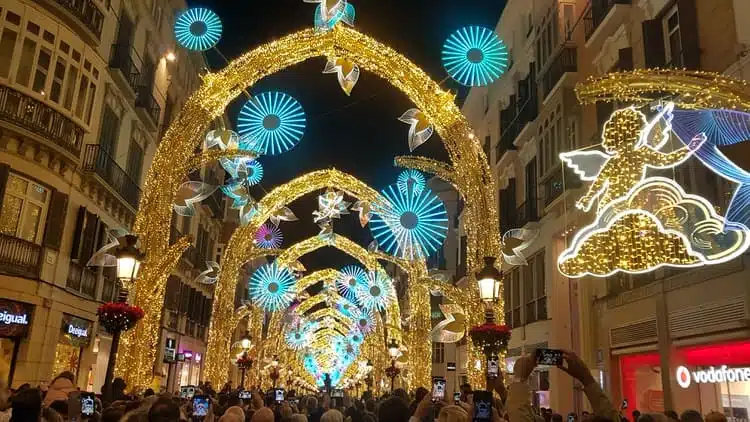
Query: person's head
10 388 42 422
226 393 241 408
459 384 472 394
364 399 375 413
602 107 646 154
392 388 408 403
113 377 127 391
704 412 726 422
639 413 669 422
680 410 703 422
291 415 308 422
280 404 293 419
664 411 679 422
306 397 318 414
438 405 469 422
633 411 642 422
414 387 428 403
377 396 410 422
102 407 126 422
250 407 274 422
321 409 344 422
552 413 564 422
148 396 182 422
144 388 155 398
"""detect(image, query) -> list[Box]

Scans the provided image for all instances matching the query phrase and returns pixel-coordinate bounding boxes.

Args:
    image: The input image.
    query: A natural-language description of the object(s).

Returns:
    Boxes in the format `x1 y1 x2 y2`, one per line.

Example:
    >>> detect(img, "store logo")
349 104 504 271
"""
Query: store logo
675 365 750 388
0 311 28 325
68 325 88 338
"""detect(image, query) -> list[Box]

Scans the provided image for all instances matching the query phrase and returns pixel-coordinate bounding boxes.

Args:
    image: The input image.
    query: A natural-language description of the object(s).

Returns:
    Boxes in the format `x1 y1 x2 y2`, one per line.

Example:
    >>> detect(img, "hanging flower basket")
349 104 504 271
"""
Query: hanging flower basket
235 354 254 370
97 302 145 334
385 365 400 379
469 322 511 356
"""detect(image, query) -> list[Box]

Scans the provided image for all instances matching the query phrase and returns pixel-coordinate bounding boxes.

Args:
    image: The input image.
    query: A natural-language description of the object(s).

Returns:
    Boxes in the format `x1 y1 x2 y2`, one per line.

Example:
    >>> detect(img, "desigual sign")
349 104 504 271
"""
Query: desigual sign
67 325 88 338
676 365 750 388
0 299 34 338
60 314 92 347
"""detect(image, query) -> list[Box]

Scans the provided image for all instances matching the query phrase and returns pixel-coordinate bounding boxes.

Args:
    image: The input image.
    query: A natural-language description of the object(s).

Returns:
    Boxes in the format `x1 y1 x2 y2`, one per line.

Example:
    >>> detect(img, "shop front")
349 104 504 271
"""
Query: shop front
53 314 93 382
0 299 34 386
620 340 750 415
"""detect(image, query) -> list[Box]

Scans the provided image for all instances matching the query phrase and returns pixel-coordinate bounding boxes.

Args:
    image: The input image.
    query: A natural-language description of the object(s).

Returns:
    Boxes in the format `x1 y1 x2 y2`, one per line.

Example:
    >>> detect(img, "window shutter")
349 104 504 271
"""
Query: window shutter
642 19 666 68
70 206 86 260
677 0 700 69
79 211 99 264
618 47 634 71
0 163 9 215
42 189 68 250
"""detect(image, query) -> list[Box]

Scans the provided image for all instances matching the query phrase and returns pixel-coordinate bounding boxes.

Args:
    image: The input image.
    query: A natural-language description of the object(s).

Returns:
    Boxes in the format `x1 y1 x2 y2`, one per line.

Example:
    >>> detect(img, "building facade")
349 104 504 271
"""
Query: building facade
461 0 750 413
0 0 223 392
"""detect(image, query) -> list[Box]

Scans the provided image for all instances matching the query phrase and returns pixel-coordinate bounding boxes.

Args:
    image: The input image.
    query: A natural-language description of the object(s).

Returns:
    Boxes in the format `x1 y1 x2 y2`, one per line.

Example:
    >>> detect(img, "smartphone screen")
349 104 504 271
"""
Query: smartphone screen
472 390 493 422
192 395 209 417
487 356 499 379
238 390 252 400
431 377 446 402
275 389 284 403
536 349 564 366
567 415 576 422
80 392 95 417
453 392 461 404
332 389 344 398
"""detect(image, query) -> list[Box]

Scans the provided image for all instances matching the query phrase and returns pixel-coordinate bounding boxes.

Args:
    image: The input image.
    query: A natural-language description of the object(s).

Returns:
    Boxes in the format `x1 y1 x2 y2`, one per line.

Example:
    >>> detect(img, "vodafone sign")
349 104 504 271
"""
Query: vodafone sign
676 365 750 388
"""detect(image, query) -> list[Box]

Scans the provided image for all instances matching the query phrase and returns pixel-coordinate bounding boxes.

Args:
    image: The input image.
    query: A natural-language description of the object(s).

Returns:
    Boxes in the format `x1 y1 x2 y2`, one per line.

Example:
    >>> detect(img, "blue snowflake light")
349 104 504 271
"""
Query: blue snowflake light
248 262 296 312
286 320 316 350
369 185 449 259
333 297 358 320
354 271 394 312
350 307 376 334
397 169 426 195
237 92 306 156
347 329 364 346
442 26 509 87
336 265 367 302
174 8 222 52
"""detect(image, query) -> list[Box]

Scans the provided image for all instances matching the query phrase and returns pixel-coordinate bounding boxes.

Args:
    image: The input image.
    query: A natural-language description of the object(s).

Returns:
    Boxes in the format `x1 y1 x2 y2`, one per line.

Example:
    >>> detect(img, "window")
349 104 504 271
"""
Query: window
0 173 50 243
98 106 120 155
16 37 36 87
432 342 445 364
524 251 547 323
31 48 51 94
126 140 144 183
0 28 18 78
49 58 66 103
663 6 682 67
504 267 522 328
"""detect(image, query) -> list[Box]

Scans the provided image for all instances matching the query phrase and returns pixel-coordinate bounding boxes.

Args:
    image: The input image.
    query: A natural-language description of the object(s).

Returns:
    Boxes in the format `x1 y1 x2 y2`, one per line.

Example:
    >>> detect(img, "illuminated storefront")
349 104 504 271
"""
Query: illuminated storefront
53 314 93 382
0 299 34 386
620 341 750 415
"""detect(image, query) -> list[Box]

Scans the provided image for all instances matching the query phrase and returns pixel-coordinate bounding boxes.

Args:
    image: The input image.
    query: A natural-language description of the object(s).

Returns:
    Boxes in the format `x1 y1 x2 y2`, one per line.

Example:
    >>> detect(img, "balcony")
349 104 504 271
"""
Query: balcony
584 0 632 41
542 165 582 207
108 44 141 95
516 200 539 227
83 144 142 210
66 261 97 297
539 47 577 101
182 245 199 267
101 269 118 302
0 85 84 156
135 85 161 128
0 233 42 279
34 0 103 42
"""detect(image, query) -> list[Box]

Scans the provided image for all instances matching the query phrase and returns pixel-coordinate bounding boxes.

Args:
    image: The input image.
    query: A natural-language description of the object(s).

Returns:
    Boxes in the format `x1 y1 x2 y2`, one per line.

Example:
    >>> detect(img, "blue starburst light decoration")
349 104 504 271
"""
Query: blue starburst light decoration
442 26 509 87
369 185 449 259
255 223 283 249
174 8 222 52
237 92 306 156
286 320 317 350
336 265 367 302
354 271 394 312
397 169 426 195
248 262 296 312
347 329 364 346
350 307 376 334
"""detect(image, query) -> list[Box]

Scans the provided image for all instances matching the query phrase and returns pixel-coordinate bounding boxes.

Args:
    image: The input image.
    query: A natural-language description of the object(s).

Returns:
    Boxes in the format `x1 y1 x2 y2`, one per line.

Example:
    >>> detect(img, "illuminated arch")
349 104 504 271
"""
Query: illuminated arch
118 26 500 388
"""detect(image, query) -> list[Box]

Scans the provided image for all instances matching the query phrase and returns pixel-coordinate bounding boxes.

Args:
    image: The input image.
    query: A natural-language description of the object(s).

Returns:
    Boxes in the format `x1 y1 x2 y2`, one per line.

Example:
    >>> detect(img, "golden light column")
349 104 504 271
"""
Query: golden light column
118 25 501 388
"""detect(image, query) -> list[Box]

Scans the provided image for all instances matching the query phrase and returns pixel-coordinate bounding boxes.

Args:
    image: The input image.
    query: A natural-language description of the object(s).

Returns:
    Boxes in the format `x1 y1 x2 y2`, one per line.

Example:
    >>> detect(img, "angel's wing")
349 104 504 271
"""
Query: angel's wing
559 150 610 181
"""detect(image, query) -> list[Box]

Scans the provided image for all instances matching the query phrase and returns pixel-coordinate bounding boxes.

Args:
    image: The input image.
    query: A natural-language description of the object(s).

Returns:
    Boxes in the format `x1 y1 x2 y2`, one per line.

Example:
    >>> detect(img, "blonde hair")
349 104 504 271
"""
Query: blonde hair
438 405 469 422
321 409 344 422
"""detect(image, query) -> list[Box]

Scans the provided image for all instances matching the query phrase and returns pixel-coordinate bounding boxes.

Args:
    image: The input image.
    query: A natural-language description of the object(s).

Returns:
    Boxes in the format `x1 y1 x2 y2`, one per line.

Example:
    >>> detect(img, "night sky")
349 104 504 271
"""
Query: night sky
186 0 506 270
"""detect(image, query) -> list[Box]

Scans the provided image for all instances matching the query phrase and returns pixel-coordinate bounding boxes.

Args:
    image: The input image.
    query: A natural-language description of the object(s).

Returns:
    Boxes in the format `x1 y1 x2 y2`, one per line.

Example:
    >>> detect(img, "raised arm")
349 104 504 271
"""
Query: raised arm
644 133 706 169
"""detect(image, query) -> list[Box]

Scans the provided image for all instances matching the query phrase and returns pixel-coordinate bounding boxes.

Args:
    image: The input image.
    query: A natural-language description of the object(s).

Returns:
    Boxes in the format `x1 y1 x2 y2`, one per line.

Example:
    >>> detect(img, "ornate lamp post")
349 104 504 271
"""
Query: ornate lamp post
386 339 401 392
236 331 253 388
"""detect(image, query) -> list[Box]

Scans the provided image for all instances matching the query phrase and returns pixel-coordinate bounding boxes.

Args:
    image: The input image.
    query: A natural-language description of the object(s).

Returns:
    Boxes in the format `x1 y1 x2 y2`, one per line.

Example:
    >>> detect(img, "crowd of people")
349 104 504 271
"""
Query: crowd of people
0 351 732 422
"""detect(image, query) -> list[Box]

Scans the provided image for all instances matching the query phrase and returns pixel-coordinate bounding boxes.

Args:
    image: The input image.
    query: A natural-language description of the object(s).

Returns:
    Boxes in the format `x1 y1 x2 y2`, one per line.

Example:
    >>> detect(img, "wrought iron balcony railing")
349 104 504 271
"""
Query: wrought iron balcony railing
38 0 104 39
542 165 582 207
135 85 161 126
82 144 142 210
0 84 84 156
539 47 577 100
0 233 42 279
66 260 97 297
108 44 141 93
584 0 632 41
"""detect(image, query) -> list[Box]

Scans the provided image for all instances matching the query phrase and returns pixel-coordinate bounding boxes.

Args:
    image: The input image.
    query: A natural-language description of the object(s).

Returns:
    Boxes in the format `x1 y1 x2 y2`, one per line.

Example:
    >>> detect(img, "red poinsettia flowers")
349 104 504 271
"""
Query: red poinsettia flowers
235 354 254 369
385 365 401 379
469 322 511 355
97 302 145 334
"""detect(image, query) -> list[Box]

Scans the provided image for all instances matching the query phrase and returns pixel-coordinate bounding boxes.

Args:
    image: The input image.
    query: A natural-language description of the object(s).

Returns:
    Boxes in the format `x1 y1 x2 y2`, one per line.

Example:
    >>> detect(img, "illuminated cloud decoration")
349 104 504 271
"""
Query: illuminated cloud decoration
558 102 750 278
248 262 297 312
174 8 222 51
354 271 395 312
397 169 426 195
442 26 509 87
255 223 283 249
336 265 367 302
370 184 449 259
237 92 306 155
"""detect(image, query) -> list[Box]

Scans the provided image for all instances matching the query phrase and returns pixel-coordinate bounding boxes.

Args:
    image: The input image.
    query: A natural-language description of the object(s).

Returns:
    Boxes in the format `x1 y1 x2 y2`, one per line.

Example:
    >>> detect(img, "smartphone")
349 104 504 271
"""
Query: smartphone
621 399 628 410
80 392 96 417
567 415 576 422
431 377 446 402
192 395 210 417
238 390 252 400
472 390 493 422
453 392 461 404
536 349 564 366
332 389 344 398
274 388 284 403
487 355 499 379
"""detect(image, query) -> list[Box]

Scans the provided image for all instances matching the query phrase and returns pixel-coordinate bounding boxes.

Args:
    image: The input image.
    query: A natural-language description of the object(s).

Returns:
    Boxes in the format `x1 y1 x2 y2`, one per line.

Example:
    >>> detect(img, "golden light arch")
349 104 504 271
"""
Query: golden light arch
117 25 501 388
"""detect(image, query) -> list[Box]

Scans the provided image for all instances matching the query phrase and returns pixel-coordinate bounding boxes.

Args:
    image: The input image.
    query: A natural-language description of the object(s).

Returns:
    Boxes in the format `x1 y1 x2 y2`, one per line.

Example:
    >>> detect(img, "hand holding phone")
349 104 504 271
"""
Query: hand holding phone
80 392 96 417
431 377 446 402
192 395 210 418
238 390 252 400
487 356 499 379
274 389 284 403
472 390 493 422
536 349 564 366
453 392 461 404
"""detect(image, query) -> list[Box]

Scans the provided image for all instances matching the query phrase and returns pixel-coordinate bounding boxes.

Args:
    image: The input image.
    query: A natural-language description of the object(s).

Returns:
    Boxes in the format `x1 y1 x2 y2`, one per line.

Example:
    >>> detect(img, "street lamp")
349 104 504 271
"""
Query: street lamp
387 339 400 359
387 339 401 391
270 355 280 388
476 256 502 322
238 331 252 388
240 331 252 350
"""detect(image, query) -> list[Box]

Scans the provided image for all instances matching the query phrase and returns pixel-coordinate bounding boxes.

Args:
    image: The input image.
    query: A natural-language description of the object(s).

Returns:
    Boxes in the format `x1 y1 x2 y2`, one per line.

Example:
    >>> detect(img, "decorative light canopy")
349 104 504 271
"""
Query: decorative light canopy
237 92 306 156
336 265 366 302
370 184 449 259
397 169 426 195
174 8 222 51
442 26 509 87
248 262 297 312
255 223 283 249
354 271 395 312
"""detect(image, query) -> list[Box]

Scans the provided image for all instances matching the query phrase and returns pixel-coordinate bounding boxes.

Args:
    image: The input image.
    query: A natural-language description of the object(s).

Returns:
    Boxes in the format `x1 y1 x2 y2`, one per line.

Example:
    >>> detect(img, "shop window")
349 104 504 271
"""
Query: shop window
524 251 546 324
53 314 93 382
0 173 50 243
0 28 17 78
432 342 445 364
